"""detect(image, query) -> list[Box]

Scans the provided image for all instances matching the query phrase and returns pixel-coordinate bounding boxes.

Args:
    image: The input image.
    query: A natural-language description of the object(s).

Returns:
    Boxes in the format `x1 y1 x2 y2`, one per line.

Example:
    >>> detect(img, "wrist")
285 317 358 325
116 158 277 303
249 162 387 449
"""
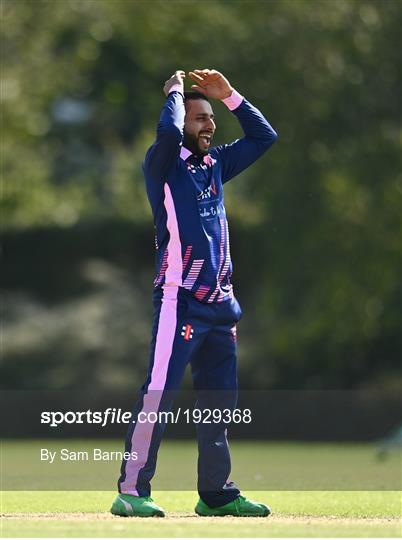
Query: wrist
168 83 184 95
221 87 233 99
222 88 243 111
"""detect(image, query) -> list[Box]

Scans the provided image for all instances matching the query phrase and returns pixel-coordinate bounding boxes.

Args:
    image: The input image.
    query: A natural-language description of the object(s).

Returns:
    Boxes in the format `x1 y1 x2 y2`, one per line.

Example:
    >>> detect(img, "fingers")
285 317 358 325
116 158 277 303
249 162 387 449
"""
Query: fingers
163 70 186 96
193 69 212 78
190 69 222 82
167 70 185 83
165 69 224 97
188 71 205 84
194 69 222 76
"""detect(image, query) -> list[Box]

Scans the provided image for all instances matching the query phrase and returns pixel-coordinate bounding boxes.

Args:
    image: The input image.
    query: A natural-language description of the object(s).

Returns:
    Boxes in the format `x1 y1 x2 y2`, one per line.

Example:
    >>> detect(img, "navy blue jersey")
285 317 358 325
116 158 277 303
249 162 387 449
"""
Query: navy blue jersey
143 89 277 303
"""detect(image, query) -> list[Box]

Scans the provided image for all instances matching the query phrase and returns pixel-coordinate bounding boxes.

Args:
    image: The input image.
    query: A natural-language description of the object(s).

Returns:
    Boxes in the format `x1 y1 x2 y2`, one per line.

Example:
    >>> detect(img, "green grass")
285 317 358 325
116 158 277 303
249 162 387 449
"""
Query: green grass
2 491 401 537
2 439 401 490
1 440 401 537
2 489 401 517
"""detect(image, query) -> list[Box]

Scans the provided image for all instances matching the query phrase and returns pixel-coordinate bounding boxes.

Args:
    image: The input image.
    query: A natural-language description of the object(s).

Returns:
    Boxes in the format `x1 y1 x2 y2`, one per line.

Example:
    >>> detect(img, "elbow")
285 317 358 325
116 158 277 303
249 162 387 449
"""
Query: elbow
262 128 278 150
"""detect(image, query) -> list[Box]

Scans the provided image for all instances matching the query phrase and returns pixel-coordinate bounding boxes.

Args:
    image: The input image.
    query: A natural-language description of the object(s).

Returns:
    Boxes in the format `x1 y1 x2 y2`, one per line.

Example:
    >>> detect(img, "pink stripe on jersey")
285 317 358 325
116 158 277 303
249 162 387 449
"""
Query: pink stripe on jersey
120 182 182 495
164 184 183 287
207 218 233 303
182 246 193 272
207 219 226 302
218 217 227 275
208 288 219 303
183 259 204 289
195 285 210 301
219 219 231 283
154 248 169 286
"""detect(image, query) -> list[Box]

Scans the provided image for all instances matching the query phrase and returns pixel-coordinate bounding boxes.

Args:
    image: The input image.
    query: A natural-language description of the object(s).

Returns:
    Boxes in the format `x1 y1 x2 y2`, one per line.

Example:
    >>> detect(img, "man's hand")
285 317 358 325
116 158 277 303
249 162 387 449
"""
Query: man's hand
188 69 233 100
163 70 186 96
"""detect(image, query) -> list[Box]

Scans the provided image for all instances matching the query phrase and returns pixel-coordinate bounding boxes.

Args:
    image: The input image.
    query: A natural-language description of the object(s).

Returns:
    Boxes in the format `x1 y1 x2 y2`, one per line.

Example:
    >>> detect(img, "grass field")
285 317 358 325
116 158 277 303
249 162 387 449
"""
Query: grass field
1 440 401 537
3 439 400 490
2 490 401 537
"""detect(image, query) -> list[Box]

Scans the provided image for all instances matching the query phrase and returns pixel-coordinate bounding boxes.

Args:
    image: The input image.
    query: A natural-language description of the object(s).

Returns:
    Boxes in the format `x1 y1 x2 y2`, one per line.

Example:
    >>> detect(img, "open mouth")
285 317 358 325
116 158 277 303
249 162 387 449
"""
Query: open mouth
199 133 212 147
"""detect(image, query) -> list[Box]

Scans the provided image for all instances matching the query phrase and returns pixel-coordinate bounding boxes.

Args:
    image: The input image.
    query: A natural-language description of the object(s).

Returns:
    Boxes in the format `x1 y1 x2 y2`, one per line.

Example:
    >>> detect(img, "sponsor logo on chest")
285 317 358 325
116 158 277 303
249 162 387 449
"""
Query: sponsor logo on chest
197 180 217 201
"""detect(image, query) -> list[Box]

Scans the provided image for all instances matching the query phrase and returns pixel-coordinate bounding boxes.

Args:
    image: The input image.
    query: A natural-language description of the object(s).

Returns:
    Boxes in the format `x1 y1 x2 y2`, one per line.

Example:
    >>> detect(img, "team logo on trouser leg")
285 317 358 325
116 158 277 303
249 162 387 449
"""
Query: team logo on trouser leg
181 324 194 341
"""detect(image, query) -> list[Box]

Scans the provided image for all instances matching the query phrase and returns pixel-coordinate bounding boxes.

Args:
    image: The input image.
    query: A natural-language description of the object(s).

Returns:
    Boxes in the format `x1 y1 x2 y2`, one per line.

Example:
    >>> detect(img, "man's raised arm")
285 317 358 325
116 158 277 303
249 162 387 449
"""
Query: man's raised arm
143 71 186 181
189 69 278 183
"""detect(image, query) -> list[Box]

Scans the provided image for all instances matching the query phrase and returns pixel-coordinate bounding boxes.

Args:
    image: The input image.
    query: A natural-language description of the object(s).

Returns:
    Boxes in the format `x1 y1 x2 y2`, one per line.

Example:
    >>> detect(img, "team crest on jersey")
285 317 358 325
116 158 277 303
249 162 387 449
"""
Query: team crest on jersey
181 324 194 341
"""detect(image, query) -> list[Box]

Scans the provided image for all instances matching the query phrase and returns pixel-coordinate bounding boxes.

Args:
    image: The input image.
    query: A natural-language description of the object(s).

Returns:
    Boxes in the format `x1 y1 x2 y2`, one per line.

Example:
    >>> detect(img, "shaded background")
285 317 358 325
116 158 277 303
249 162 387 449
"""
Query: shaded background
2 0 401 418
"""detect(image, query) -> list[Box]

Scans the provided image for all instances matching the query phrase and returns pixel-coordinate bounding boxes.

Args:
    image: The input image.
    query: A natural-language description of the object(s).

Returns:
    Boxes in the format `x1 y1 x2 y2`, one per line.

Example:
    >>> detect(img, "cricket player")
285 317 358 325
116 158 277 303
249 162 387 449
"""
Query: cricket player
111 69 278 517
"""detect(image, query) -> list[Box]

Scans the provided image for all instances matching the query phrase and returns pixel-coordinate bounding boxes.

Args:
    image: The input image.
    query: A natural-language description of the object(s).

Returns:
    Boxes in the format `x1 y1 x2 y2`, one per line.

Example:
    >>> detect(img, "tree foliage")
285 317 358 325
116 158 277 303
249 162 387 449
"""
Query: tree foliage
2 0 401 389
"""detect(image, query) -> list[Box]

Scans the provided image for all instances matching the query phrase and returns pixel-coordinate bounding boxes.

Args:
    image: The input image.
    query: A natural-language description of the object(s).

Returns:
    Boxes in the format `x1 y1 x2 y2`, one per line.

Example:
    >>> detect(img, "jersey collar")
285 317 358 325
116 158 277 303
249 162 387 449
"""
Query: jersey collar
180 146 192 161
180 146 213 165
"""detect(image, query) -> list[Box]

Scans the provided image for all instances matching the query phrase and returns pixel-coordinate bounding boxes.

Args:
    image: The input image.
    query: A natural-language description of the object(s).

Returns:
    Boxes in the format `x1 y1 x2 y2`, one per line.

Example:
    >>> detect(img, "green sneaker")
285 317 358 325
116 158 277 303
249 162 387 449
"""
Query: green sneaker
111 494 165 517
195 495 271 517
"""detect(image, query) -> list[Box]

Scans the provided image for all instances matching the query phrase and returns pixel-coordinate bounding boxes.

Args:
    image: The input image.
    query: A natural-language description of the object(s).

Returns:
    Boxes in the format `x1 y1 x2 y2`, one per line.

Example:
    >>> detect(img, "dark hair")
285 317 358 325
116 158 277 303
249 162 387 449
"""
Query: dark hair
184 91 209 102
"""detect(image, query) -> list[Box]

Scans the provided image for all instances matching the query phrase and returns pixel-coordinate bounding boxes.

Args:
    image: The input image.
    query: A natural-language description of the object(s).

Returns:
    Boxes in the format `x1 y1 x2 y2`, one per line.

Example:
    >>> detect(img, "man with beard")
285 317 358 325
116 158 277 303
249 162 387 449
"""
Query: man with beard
111 69 278 518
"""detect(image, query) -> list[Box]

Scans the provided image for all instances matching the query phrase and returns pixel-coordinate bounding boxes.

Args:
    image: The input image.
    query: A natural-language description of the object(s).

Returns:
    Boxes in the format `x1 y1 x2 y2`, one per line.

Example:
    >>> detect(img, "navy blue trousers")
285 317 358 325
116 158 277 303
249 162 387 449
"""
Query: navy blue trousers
118 286 242 507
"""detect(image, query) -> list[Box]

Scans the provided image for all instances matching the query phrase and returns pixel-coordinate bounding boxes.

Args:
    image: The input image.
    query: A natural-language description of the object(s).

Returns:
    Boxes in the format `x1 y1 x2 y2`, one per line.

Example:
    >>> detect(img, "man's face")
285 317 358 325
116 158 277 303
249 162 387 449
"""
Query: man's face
183 99 216 156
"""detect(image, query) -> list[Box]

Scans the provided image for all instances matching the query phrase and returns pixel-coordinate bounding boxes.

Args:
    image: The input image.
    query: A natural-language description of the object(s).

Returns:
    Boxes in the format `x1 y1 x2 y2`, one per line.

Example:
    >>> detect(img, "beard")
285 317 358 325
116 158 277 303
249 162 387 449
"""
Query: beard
183 130 209 157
